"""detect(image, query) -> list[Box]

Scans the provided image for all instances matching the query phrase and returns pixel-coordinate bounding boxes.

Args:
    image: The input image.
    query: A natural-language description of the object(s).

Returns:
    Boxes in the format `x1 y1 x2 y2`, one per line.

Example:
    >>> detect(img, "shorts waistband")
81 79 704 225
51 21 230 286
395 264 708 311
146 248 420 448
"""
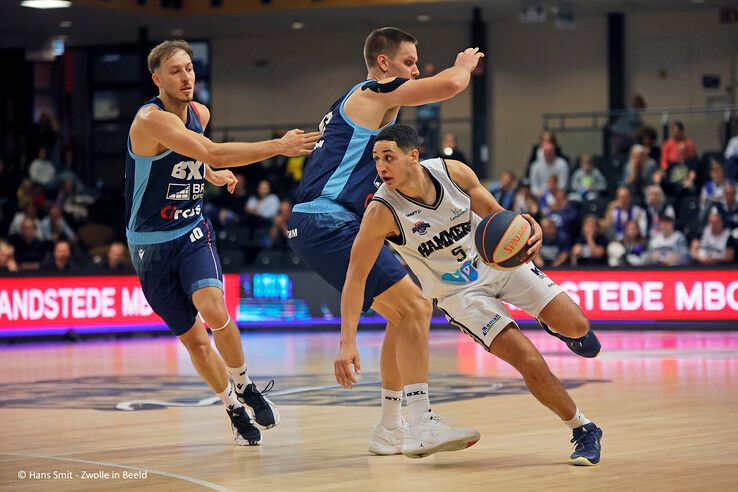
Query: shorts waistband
126 216 203 245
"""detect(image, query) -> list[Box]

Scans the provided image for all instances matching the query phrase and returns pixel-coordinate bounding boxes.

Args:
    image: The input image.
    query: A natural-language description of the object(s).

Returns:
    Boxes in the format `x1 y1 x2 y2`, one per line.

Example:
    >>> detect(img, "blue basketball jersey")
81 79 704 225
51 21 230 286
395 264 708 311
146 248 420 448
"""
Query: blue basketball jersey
294 81 396 217
125 97 206 244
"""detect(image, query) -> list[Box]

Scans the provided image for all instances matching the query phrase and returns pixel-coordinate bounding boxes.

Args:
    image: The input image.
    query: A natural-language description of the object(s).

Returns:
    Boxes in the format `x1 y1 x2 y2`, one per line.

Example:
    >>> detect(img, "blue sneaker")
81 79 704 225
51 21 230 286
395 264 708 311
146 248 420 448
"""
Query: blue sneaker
537 319 601 358
570 423 603 466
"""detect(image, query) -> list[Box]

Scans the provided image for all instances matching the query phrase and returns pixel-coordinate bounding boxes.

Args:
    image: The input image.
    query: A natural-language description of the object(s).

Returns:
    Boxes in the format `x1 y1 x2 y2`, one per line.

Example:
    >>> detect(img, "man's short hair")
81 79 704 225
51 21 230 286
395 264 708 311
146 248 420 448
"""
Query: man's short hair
363 27 417 69
147 39 193 73
376 124 420 153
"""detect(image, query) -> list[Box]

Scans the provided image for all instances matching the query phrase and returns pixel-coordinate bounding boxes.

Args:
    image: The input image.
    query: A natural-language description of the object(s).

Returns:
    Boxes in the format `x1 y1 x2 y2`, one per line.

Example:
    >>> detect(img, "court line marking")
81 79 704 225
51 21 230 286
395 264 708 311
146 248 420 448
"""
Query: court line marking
0 451 233 492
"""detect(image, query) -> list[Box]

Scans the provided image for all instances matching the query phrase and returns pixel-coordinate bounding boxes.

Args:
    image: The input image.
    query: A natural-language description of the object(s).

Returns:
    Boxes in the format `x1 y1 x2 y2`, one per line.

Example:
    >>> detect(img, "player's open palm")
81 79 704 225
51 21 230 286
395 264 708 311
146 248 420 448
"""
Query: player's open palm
455 47 485 72
334 342 361 389
279 129 322 156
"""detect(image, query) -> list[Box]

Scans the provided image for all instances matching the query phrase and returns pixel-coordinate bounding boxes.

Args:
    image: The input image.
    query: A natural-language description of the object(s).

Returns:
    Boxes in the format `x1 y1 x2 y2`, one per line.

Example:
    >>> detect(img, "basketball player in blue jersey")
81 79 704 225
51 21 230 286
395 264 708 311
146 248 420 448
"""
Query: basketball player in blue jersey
289 27 487 457
337 124 603 464
126 40 320 446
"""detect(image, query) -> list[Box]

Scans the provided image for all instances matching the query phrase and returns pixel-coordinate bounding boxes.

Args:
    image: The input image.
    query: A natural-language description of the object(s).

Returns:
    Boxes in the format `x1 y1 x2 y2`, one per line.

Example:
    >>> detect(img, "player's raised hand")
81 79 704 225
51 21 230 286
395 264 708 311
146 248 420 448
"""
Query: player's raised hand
454 47 485 72
279 129 322 157
334 341 361 389
522 213 543 261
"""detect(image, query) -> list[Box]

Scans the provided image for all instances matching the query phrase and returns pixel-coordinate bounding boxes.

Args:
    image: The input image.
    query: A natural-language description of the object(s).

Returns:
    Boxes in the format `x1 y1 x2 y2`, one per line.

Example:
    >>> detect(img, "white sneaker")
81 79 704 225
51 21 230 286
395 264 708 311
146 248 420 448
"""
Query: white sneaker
401 412 480 459
368 423 405 455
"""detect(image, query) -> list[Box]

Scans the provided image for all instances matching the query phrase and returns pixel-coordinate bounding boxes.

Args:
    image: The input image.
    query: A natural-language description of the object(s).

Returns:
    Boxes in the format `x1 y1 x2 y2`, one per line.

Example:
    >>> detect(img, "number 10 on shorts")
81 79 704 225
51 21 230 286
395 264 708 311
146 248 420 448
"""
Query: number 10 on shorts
189 227 203 242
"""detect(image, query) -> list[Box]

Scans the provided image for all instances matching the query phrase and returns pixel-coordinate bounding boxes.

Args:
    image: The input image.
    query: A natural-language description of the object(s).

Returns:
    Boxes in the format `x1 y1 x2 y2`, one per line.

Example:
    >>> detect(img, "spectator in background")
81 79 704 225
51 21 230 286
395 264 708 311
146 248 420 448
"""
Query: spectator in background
512 179 540 219
656 142 699 202
711 182 738 231
28 146 57 189
609 94 646 155
646 215 688 266
416 63 441 156
269 200 293 249
15 178 35 211
538 175 559 216
637 126 661 164
488 170 517 210
246 179 280 224
548 189 579 239
9 217 47 270
526 130 568 177
39 204 77 244
7 204 42 239
724 131 738 180
660 121 697 170
439 132 467 162
607 220 647 266
0 240 19 273
533 217 570 268
42 240 76 272
643 185 675 239
208 173 248 227
602 186 647 241
569 154 607 202
700 161 734 213
571 215 607 266
55 178 94 225
529 141 570 198
97 242 132 272
622 144 658 197
690 212 735 265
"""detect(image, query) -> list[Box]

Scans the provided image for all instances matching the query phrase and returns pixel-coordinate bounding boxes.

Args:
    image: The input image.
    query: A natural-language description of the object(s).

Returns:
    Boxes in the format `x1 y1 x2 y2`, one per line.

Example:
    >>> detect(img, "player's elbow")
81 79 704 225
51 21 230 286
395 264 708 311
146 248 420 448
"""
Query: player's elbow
203 143 225 168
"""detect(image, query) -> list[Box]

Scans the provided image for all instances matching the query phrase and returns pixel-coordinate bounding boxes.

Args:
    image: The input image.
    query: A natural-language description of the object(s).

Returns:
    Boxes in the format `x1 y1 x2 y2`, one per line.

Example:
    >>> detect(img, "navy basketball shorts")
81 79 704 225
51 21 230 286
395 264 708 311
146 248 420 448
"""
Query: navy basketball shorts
129 218 223 335
288 210 407 312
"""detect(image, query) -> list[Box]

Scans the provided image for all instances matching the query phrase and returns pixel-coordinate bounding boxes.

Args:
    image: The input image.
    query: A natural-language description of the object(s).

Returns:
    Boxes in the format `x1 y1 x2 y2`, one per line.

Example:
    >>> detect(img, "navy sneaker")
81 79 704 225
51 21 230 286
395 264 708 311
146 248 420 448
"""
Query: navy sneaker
570 423 603 466
537 319 601 358
236 380 280 429
227 406 262 446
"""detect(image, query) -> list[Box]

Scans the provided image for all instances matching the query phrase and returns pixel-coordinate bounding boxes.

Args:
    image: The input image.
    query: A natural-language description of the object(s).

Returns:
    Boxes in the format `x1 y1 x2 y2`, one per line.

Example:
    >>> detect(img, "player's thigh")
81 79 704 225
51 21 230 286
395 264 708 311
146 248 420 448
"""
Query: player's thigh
372 274 429 325
177 219 224 298
435 288 516 351
498 263 564 318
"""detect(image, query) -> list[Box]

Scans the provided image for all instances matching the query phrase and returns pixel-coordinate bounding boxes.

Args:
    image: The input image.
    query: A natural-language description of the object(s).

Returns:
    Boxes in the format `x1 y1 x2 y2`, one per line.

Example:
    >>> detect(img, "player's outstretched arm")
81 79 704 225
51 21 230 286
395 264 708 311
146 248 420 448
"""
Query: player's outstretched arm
368 48 484 107
135 109 320 168
204 165 237 193
446 158 543 260
335 202 398 389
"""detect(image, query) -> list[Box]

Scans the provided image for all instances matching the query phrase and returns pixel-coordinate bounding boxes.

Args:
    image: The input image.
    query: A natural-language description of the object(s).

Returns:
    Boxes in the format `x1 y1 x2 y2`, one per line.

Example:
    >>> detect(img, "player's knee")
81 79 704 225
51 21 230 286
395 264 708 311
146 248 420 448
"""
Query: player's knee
571 313 590 338
405 296 432 321
196 297 226 325
184 339 213 362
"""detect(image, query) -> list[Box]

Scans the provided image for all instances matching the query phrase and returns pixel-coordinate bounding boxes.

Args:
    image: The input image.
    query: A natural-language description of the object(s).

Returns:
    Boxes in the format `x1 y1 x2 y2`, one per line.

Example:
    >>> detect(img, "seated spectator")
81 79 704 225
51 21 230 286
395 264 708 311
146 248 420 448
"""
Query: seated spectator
529 141 570 198
28 146 57 189
208 173 248 227
96 242 132 272
660 121 697 170
571 215 607 266
42 240 77 272
602 186 647 241
7 204 43 239
538 175 560 215
269 201 293 249
710 182 738 231
655 142 699 200
637 126 661 164
700 160 734 213
56 145 97 198
9 217 48 270
607 220 647 266
0 240 19 273
622 144 658 196
533 217 570 268
645 215 689 266
643 185 675 239
569 154 607 201
548 189 579 238
525 130 568 177
690 212 735 265
439 132 467 162
512 179 540 219
56 178 94 225
39 204 77 244
488 170 517 210
245 180 280 225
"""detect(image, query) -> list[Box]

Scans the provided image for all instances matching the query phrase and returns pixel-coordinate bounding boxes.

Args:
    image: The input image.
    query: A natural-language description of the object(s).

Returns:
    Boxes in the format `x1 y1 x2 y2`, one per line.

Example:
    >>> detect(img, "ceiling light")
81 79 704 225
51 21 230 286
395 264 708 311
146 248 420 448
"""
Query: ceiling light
291 22 305 30
417 14 431 22
21 0 72 8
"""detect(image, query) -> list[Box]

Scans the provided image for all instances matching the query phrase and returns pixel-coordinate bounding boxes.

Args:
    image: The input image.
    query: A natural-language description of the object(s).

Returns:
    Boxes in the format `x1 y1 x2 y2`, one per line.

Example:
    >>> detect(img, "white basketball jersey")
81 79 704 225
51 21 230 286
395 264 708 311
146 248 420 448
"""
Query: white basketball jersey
373 158 482 300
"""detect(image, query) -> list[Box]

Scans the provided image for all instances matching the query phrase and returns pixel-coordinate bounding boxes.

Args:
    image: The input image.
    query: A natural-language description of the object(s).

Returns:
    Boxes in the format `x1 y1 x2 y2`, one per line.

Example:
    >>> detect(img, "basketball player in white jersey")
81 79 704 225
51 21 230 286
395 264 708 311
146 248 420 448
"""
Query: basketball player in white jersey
336 124 603 465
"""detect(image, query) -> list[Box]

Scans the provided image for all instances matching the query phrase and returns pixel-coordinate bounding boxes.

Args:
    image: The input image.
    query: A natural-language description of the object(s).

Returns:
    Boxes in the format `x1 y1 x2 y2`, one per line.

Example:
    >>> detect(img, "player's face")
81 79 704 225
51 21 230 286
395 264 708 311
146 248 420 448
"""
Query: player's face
385 42 420 80
373 141 414 190
155 50 195 103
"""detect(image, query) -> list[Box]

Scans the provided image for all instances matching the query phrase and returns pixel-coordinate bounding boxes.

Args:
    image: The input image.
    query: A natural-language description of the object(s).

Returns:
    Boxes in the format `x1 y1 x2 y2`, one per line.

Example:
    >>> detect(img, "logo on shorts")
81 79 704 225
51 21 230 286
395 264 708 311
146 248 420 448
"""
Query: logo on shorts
482 314 502 336
138 249 145 260
287 228 298 239
412 221 431 235
530 265 547 279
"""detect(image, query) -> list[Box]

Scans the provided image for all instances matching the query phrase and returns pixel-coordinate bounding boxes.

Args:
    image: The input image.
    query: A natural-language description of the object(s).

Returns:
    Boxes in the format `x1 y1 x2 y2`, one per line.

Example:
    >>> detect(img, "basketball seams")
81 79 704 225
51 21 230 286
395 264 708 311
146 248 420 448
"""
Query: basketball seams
493 217 531 264
479 210 503 264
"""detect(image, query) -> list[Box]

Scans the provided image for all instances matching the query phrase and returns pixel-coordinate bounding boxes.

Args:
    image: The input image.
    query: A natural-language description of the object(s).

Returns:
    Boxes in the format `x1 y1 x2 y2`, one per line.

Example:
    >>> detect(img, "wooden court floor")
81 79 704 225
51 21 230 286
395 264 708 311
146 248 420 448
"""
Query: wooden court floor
1 329 737 491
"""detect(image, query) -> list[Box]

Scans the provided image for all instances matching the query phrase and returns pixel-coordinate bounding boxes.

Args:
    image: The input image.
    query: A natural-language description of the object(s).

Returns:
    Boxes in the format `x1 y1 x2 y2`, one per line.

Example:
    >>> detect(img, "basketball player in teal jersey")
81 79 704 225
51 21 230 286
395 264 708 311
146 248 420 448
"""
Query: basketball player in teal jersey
290 28 488 457
126 40 320 446
337 124 603 464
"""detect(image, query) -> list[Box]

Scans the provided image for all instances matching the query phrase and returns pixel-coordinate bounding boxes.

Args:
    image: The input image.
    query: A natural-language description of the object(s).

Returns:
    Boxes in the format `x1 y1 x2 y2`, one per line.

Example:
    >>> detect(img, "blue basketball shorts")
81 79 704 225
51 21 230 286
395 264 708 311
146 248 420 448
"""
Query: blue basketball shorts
129 218 223 335
287 209 407 312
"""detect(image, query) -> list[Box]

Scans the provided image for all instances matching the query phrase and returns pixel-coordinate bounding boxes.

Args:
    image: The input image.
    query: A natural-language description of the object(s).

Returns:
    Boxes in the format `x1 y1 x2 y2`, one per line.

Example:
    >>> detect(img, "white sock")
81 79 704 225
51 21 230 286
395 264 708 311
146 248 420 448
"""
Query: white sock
380 388 403 429
217 381 242 411
404 383 431 424
564 408 592 429
227 362 252 392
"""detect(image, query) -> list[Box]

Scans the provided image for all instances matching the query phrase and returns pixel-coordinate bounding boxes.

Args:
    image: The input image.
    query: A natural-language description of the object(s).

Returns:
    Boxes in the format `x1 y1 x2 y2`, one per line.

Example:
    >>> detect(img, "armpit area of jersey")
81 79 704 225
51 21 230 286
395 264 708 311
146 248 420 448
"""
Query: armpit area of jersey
361 78 409 93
